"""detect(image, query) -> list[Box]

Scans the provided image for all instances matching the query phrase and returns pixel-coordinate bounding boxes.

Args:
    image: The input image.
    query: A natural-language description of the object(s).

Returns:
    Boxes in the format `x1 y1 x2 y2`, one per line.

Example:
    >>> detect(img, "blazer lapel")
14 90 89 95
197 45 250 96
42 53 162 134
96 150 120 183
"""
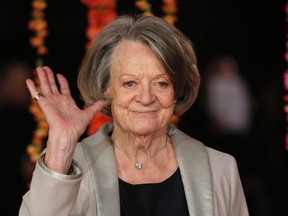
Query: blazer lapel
168 126 214 216
81 122 120 216
81 122 213 216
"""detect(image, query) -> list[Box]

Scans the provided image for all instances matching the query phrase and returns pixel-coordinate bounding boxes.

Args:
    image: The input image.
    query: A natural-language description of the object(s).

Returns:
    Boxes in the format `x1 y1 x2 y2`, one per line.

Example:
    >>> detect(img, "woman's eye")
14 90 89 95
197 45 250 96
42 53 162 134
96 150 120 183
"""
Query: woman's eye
158 82 168 88
124 81 135 88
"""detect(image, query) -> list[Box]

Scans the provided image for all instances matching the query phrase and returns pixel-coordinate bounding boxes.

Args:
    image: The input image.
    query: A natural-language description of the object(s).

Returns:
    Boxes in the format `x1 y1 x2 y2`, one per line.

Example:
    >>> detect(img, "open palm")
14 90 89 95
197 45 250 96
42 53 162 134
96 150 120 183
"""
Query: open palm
26 66 108 173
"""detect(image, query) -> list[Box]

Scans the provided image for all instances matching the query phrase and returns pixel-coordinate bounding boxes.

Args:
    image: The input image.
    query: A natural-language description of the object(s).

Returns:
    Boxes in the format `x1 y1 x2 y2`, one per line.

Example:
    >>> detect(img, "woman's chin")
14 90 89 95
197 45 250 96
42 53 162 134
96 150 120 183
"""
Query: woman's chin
125 122 163 136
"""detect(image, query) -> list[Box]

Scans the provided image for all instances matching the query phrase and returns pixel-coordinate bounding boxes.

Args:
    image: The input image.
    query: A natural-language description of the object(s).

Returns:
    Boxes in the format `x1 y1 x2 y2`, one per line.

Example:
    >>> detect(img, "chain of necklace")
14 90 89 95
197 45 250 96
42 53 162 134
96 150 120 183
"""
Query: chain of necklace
114 135 169 170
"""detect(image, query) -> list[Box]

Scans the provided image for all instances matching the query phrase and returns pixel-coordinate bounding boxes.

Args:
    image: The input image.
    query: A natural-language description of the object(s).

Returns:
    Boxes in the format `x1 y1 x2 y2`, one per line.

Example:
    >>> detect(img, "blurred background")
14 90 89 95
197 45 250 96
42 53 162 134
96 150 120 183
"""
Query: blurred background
0 0 287 215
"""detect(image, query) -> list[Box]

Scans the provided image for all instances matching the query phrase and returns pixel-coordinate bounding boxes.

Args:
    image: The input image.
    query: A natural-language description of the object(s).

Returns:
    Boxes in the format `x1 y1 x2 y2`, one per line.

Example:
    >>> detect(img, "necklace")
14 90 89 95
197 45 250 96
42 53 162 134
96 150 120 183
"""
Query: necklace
114 135 169 170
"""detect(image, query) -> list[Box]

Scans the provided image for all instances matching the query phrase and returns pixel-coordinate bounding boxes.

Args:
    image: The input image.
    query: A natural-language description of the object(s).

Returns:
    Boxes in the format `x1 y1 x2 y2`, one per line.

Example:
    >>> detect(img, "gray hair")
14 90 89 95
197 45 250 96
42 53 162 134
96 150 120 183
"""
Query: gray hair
77 14 200 116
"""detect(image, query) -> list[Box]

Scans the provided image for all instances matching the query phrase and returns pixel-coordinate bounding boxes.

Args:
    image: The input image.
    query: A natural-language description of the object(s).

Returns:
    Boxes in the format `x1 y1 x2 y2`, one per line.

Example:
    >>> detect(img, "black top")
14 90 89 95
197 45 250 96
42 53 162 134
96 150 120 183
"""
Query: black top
119 168 190 216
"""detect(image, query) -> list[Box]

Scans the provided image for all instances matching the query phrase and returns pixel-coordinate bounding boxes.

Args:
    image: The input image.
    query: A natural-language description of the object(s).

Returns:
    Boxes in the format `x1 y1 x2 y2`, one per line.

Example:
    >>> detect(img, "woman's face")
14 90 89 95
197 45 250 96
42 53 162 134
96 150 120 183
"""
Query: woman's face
106 40 175 135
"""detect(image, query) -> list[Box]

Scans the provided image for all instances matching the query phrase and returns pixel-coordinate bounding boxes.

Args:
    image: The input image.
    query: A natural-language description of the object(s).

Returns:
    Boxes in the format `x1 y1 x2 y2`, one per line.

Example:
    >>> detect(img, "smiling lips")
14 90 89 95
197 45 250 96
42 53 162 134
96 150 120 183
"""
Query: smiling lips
132 109 158 116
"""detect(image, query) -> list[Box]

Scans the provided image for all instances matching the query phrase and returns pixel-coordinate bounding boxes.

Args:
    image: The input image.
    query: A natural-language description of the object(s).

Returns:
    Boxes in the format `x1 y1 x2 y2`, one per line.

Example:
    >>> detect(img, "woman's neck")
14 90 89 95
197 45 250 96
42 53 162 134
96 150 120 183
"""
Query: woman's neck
110 124 178 184
111 126 168 160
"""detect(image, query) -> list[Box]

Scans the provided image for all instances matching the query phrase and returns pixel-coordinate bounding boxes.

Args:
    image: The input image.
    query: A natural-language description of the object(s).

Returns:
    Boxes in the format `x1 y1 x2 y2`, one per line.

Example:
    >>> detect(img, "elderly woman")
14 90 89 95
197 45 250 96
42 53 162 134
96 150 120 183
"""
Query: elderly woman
20 15 249 216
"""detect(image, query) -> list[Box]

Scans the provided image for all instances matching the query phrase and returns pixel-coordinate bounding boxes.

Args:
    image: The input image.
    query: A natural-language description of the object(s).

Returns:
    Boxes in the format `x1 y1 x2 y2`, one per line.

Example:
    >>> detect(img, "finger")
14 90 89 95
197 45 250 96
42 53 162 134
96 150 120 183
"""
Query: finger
36 67 52 95
26 79 44 100
56 73 71 95
85 101 109 120
26 79 38 96
43 66 59 94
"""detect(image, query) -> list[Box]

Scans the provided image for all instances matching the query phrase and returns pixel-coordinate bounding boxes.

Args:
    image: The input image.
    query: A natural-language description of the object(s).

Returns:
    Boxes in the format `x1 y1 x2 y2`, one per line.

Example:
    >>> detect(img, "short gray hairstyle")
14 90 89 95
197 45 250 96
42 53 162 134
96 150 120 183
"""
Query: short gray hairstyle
78 14 200 116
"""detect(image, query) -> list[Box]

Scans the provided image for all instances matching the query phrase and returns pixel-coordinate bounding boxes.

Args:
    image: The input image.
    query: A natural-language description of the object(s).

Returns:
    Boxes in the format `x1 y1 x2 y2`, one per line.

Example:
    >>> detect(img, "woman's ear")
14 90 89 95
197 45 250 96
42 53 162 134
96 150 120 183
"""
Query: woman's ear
104 86 110 97
104 86 113 102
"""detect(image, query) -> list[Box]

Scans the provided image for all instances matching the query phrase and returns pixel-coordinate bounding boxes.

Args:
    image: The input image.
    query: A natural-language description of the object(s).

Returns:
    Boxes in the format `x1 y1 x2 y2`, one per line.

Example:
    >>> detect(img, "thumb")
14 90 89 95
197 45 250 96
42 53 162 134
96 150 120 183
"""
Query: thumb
84 100 109 120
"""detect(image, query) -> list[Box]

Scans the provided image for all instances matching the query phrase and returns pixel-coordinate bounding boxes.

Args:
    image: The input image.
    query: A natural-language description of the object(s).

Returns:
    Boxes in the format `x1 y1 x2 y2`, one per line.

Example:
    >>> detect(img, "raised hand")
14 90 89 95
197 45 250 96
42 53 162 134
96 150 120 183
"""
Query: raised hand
26 66 108 173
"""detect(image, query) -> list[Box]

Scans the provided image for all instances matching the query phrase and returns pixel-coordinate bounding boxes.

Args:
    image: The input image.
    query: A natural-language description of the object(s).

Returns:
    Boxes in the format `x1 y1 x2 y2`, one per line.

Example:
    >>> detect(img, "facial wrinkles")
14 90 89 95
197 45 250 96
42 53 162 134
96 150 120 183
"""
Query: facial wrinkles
108 41 175 134
112 75 173 119
113 96 174 136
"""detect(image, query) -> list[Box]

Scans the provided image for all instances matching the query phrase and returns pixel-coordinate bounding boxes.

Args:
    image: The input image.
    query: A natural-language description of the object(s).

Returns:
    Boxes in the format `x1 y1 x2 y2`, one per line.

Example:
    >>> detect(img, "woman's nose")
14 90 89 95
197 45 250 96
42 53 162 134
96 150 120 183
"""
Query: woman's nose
136 84 155 105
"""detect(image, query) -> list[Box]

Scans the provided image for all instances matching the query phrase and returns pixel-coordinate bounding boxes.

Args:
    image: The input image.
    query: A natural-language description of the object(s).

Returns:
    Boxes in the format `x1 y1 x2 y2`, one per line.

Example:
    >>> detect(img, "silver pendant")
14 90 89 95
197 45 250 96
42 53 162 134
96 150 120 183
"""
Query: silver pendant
135 162 142 170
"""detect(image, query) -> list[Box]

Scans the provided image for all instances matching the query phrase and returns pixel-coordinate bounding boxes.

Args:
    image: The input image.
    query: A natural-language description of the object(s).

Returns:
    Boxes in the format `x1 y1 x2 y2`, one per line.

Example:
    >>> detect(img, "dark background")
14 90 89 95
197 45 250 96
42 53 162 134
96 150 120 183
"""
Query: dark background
1 0 288 215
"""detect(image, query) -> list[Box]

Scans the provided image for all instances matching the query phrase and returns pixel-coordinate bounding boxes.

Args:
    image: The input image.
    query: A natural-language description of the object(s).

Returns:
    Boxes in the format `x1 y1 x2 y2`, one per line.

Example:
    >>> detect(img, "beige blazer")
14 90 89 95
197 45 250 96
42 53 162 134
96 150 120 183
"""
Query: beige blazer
19 122 249 216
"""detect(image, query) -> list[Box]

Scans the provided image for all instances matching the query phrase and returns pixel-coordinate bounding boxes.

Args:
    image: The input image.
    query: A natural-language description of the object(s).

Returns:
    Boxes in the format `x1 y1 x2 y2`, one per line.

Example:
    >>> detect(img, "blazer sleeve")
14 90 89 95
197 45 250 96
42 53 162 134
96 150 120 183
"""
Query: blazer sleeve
207 147 249 216
19 153 82 216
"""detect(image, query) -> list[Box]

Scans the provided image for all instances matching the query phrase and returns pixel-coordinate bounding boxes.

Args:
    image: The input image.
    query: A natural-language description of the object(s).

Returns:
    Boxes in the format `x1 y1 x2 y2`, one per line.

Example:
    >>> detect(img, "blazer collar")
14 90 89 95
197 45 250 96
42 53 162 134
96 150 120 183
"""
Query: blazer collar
81 122 213 216
81 122 120 216
168 125 214 216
